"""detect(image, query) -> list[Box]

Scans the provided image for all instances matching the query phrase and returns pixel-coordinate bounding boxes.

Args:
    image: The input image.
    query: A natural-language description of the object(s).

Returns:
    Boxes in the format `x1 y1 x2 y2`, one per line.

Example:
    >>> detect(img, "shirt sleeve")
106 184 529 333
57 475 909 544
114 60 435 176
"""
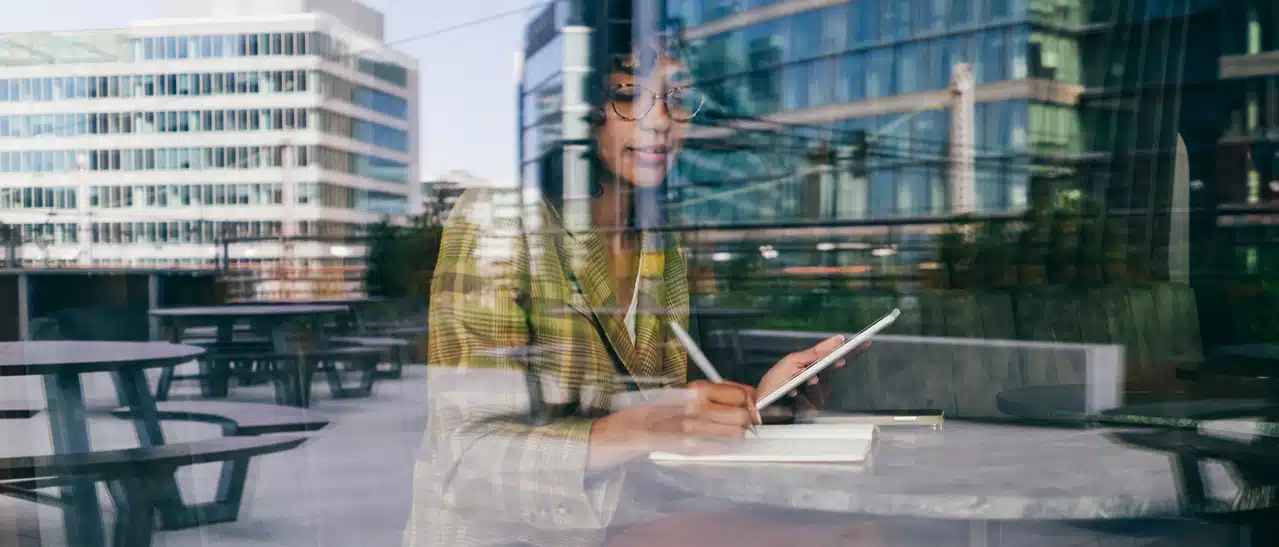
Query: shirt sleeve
412 189 625 531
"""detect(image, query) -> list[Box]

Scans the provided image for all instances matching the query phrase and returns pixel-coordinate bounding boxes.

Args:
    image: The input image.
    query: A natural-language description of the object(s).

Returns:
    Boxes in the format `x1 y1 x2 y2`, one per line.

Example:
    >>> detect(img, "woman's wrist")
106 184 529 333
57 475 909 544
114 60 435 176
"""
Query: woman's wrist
586 414 650 472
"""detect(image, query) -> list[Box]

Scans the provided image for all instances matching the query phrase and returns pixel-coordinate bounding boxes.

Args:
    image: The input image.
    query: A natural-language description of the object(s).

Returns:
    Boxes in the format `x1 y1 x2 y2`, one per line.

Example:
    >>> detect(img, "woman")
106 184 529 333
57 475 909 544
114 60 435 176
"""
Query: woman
404 42 881 547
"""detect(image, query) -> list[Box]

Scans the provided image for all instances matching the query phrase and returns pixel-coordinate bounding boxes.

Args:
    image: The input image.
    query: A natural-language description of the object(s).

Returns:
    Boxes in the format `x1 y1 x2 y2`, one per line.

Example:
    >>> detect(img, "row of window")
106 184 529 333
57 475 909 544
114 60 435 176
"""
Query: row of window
136 32 314 61
0 107 409 152
297 183 408 215
675 0 1029 45
668 158 1029 225
14 218 382 247
88 183 285 209
0 108 310 138
314 110 409 152
0 186 77 210
0 145 305 173
312 147 410 183
91 220 283 245
693 26 1039 113
0 70 408 121
671 0 1191 33
0 181 410 215
0 70 308 102
0 145 409 182
133 31 409 87
12 223 80 244
317 73 410 119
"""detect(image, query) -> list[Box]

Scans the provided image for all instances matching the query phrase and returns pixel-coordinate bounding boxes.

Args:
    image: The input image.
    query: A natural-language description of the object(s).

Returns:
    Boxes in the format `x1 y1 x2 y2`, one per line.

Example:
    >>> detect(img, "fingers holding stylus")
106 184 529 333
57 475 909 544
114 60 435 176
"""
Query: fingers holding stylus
785 341 870 397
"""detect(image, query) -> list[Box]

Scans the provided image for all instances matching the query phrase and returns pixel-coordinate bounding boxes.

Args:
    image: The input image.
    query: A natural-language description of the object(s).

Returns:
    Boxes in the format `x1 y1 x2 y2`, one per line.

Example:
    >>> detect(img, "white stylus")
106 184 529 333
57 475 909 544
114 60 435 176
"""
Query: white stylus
669 320 761 434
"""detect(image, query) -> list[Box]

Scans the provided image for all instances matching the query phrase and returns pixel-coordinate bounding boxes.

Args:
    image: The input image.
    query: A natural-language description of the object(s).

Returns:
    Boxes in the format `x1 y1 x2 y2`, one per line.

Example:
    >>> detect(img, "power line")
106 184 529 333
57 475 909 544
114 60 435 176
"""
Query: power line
381 1 550 48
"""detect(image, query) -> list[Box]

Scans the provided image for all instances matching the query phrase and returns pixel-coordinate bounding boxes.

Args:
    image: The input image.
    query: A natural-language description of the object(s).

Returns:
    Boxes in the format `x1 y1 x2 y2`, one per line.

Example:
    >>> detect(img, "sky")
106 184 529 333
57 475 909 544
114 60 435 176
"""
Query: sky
1 0 530 185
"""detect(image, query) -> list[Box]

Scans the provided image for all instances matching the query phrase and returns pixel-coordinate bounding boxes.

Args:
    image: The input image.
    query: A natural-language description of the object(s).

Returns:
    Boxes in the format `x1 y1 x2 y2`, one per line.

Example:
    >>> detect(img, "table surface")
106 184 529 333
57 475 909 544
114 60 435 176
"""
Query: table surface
150 304 348 318
227 297 385 306
1213 344 1279 360
549 307 768 317
995 384 1277 427
648 422 1272 521
0 341 204 376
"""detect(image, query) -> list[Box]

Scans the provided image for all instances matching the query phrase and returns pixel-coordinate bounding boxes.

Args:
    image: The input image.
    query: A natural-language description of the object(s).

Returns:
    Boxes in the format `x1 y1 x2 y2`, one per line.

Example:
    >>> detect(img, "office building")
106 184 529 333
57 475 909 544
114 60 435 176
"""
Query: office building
520 1 1277 280
0 0 419 271
519 0 642 211
422 170 490 224
666 0 1093 226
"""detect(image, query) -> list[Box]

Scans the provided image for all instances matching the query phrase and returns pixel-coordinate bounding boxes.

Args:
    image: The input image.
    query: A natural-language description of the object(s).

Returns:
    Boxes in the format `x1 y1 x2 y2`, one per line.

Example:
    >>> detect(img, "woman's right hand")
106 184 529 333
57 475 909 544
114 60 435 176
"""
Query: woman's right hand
586 380 761 471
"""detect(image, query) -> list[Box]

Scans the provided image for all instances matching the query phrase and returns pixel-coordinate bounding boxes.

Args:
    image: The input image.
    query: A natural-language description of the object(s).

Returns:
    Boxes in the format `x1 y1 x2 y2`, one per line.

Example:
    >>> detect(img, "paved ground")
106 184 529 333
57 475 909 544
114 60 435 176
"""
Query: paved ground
0 363 1244 547
0 362 430 546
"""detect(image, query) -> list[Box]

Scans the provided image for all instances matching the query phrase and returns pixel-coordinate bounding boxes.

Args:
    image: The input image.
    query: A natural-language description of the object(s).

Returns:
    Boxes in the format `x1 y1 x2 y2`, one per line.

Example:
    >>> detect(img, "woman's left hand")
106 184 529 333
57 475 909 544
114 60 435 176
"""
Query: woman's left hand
756 335 869 411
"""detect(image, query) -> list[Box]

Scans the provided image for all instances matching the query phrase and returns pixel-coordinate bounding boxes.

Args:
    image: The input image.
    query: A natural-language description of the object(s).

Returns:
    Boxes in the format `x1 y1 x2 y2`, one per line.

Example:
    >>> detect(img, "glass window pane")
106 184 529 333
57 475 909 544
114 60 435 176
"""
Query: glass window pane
840 52 866 102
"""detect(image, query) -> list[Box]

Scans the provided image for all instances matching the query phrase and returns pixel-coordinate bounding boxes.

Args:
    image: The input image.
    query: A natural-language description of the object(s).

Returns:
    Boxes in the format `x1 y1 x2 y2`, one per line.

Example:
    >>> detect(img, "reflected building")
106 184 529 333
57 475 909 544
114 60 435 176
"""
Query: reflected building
518 0 638 209
666 0 1072 226
0 0 418 270
518 0 1276 283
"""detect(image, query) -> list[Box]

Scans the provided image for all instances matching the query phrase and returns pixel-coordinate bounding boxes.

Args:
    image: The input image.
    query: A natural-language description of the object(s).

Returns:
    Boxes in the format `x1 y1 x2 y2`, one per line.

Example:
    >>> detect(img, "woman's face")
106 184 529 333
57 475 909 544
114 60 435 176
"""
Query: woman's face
593 58 697 188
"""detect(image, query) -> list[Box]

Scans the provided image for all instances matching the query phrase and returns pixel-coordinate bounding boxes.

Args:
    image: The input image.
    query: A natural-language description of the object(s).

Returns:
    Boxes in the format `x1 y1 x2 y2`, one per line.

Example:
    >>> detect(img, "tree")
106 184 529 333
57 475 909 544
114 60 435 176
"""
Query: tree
363 214 445 299
364 219 405 298
398 215 444 299
931 194 1144 289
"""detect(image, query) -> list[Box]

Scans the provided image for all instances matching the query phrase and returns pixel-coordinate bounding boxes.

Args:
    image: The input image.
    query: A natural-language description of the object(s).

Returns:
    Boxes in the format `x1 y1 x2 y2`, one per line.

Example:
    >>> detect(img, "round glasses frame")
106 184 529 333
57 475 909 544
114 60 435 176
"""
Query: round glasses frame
608 84 705 123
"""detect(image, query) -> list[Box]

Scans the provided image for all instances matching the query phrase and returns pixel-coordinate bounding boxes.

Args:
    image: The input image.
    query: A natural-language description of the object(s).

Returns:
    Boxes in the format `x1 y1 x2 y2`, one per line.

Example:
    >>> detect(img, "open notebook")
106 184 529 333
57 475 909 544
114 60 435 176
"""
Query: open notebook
649 423 876 464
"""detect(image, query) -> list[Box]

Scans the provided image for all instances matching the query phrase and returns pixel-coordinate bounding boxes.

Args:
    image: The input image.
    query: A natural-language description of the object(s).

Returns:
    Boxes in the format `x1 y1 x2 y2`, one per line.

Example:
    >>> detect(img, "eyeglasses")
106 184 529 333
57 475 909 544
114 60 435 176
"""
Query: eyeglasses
608 84 705 122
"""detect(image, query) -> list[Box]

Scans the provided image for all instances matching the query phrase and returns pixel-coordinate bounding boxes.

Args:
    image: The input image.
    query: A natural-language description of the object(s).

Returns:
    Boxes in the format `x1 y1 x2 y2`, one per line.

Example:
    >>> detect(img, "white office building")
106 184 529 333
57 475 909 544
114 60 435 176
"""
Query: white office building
0 0 419 276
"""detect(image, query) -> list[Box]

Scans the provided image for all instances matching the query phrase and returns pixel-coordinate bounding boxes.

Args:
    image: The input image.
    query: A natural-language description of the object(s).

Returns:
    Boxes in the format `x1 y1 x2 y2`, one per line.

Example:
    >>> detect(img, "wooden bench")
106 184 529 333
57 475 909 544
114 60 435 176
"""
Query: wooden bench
111 401 329 436
155 339 275 400
110 401 327 529
329 335 410 379
177 346 383 407
0 434 306 547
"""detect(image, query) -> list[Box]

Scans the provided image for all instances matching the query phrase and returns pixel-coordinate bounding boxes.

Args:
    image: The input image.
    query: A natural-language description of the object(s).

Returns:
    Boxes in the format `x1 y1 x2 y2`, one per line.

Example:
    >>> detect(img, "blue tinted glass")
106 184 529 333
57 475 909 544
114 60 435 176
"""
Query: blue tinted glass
817 5 848 55
789 10 822 62
743 20 784 70
951 0 972 27
979 30 1006 83
851 0 878 44
898 166 929 215
353 87 409 119
867 48 895 98
785 62 809 110
881 0 911 42
354 120 409 152
897 42 924 93
840 52 866 102
870 169 894 217
523 37 563 87
353 153 408 182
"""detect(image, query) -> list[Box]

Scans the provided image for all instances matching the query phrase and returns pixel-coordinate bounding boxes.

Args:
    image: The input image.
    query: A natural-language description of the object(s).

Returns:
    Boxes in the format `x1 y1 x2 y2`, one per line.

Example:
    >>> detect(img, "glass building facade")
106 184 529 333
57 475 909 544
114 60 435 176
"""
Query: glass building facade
0 8 418 269
519 2 568 196
663 0 1100 226
517 0 1266 279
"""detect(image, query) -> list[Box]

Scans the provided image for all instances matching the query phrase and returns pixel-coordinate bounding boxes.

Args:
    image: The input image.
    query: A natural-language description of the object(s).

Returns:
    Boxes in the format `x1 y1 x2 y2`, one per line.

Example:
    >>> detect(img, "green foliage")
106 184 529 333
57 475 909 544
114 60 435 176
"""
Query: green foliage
928 196 1140 289
363 215 444 299
364 219 403 298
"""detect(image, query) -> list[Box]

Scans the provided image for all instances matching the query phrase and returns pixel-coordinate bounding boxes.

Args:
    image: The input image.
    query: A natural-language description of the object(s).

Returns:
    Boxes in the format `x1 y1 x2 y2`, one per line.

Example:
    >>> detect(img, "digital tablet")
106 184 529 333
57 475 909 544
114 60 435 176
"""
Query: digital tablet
755 308 901 411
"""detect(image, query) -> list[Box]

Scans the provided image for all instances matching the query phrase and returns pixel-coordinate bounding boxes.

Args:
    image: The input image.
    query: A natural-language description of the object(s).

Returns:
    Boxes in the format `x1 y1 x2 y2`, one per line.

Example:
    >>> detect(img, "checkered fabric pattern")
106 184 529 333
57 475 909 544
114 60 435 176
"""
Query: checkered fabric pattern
404 188 690 547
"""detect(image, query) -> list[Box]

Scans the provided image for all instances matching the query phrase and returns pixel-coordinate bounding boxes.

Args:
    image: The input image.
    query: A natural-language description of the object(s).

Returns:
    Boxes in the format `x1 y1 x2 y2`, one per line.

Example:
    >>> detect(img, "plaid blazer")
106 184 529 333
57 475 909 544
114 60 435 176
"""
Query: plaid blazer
404 188 691 547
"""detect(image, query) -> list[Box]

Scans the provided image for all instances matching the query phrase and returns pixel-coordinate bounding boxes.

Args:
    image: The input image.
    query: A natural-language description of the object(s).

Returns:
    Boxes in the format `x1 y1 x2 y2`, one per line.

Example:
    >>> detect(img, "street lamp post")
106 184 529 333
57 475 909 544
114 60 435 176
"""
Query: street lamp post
74 152 92 266
36 211 58 268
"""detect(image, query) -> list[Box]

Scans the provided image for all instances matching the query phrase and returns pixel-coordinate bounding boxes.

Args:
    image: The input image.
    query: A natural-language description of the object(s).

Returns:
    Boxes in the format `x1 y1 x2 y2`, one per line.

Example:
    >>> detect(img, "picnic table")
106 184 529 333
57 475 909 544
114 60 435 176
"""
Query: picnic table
0 341 203 547
150 305 347 399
